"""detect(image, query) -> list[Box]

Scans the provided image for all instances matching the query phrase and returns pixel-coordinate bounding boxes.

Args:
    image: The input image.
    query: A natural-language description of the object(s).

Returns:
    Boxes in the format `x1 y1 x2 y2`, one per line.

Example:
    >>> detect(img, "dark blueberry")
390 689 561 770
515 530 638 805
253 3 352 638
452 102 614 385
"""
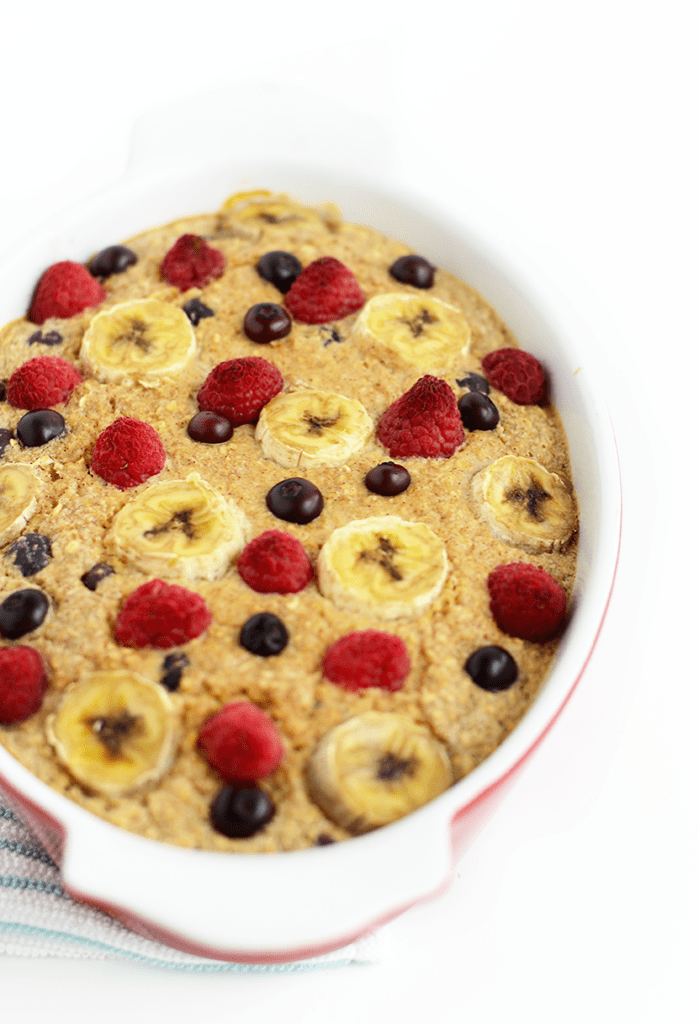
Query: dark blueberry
389 254 435 289
256 250 303 293
315 833 336 846
456 371 490 394
465 646 518 692
28 329 63 347
0 427 13 456
364 462 411 496
458 392 500 431
16 409 65 447
182 297 214 326
186 410 233 444
88 245 138 280
0 381 6 402
80 562 115 591
243 302 291 344
160 651 189 692
265 477 323 524
239 612 289 657
0 588 49 640
210 785 275 839
7 533 52 577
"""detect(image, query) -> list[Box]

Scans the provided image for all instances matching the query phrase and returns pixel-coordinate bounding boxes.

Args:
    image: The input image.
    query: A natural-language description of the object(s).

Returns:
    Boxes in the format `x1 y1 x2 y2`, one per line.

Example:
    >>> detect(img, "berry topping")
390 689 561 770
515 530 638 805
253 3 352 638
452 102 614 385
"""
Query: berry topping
322 630 411 692
376 375 464 459
0 427 14 455
210 785 275 839
80 562 115 591
28 261 105 325
115 578 212 649
487 562 566 642
364 461 411 496
160 234 225 291
160 651 189 692
256 250 302 293
456 371 490 394
91 417 166 490
465 645 518 691
88 245 137 280
27 329 63 347
197 357 283 426
482 348 546 405
315 833 335 846
197 701 284 783
237 530 313 594
0 646 48 725
17 409 65 448
186 410 233 444
243 302 291 344
239 612 289 657
6 356 82 410
265 477 324 524
389 254 435 288
0 381 6 401
182 297 214 326
457 391 500 431
285 257 365 324
7 533 52 577
0 588 49 640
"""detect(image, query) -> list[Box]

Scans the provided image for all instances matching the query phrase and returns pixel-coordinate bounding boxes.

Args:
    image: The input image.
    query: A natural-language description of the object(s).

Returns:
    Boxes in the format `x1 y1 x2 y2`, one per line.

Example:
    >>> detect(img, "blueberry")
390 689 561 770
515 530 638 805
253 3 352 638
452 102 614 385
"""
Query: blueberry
239 612 289 657
16 409 65 447
458 392 499 431
243 302 291 344
88 245 137 280
265 477 323 524
27 330 63 347
0 427 14 456
187 411 233 444
0 381 6 402
364 462 411 496
0 588 49 639
210 785 275 838
465 646 518 692
7 533 52 577
256 250 302 293
160 651 189 692
456 371 490 394
315 833 336 846
182 297 214 326
389 254 435 289
80 562 115 591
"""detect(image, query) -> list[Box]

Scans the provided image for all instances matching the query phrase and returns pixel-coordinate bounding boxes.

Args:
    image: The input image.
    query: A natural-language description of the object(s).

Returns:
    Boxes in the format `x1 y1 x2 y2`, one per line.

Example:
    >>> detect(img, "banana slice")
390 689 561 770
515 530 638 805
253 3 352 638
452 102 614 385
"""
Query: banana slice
80 298 196 384
471 455 577 553
317 515 448 620
0 464 42 546
111 472 249 581
220 189 340 227
349 292 471 373
46 670 176 797
255 389 373 470
306 711 453 834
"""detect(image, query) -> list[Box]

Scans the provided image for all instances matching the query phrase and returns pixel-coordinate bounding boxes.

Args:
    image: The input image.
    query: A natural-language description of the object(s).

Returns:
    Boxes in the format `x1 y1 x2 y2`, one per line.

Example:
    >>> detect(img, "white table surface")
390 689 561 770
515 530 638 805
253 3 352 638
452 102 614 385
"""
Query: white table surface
1 1 695 1020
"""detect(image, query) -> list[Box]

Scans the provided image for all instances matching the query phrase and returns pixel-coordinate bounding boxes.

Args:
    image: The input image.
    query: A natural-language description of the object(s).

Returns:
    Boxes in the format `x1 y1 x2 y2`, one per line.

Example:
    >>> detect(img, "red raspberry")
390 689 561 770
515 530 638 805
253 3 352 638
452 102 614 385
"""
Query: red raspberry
376 375 464 459
322 630 411 692
91 417 166 490
160 234 225 291
115 579 211 649
197 357 283 426
6 356 82 410
237 530 313 594
482 348 546 405
285 256 365 324
487 562 566 642
0 646 48 725
197 701 284 783
28 261 105 325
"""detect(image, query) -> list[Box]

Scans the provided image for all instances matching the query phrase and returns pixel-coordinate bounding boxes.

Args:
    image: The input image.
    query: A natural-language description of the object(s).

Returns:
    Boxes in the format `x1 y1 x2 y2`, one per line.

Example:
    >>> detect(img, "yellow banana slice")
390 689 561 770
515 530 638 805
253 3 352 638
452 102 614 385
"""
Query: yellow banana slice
220 190 340 227
46 670 176 797
0 464 42 546
317 515 448 620
349 292 471 373
111 472 249 581
255 389 373 470
80 298 196 384
471 455 577 553
306 711 453 834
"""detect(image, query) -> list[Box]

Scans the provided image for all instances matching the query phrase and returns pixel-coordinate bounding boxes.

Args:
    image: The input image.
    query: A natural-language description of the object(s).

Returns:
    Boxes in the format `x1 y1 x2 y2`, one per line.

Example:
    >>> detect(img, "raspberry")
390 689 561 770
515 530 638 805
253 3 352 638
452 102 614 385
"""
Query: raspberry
0 646 48 724
28 261 105 325
237 530 313 594
197 701 284 783
91 417 166 489
487 562 566 642
6 356 82 410
376 375 464 459
197 357 283 426
482 348 546 405
322 630 411 692
285 257 365 324
160 234 225 291
115 579 211 649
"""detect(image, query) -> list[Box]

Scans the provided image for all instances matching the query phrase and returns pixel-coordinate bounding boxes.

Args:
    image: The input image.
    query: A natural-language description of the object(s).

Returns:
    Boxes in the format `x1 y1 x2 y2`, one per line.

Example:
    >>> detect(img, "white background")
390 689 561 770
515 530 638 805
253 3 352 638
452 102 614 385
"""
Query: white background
1 0 696 1020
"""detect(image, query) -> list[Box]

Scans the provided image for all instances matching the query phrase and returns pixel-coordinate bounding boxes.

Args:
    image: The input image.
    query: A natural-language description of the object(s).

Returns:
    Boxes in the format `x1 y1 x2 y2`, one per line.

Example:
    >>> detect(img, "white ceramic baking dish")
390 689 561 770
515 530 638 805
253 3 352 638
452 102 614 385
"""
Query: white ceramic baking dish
0 144 621 962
